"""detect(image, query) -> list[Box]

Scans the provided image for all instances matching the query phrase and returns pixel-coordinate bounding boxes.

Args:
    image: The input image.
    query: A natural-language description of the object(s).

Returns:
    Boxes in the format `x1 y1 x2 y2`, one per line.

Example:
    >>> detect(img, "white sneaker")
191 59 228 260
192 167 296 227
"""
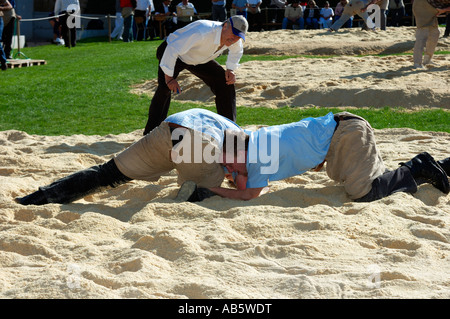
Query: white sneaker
413 63 425 69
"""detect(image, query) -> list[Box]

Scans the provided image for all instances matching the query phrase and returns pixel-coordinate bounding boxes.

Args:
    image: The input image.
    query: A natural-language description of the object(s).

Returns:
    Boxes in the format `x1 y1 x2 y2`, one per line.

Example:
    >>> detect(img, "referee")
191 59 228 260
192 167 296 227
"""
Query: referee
143 15 248 135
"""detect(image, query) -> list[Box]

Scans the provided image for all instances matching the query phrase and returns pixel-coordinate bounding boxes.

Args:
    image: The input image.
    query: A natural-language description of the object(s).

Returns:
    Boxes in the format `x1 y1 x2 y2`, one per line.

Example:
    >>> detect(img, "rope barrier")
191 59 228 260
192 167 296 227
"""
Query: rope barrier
18 13 116 23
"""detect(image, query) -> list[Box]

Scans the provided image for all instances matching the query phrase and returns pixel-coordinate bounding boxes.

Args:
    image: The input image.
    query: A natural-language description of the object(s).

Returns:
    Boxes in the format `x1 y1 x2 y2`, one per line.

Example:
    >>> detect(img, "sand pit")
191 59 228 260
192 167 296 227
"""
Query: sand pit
1 28 449 299
133 27 450 109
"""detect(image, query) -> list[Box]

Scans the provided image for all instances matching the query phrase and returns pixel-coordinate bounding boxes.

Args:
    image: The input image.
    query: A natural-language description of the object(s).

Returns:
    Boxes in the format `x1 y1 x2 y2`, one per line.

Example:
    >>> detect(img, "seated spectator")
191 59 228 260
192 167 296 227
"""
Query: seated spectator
232 0 249 19
334 0 352 28
319 1 334 29
282 0 304 29
247 0 263 31
154 0 177 37
176 0 197 29
388 0 405 27
304 0 320 29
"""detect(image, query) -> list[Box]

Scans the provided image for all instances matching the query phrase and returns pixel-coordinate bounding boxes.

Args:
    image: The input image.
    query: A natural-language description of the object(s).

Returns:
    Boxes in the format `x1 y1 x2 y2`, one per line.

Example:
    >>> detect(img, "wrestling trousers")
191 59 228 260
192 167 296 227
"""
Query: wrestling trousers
355 166 417 202
143 41 237 135
39 159 132 204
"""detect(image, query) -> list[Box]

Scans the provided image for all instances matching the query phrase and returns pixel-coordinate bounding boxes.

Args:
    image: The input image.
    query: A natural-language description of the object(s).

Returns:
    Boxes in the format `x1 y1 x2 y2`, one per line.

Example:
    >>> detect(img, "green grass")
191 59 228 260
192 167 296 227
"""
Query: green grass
1 38 449 135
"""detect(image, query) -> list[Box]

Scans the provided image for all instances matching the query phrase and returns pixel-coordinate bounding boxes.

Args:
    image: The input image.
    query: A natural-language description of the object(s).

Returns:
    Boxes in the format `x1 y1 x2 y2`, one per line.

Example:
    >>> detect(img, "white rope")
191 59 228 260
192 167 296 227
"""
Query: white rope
19 14 116 23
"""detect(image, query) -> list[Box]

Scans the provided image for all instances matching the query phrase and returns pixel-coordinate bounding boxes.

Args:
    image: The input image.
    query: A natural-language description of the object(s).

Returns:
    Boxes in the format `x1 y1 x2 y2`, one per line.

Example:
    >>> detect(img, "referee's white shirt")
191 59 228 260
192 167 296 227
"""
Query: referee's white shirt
160 20 244 77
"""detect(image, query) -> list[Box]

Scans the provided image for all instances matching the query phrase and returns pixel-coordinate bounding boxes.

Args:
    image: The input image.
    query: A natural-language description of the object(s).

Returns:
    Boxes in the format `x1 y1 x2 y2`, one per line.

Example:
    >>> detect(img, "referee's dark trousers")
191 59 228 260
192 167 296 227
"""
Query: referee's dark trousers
143 41 237 135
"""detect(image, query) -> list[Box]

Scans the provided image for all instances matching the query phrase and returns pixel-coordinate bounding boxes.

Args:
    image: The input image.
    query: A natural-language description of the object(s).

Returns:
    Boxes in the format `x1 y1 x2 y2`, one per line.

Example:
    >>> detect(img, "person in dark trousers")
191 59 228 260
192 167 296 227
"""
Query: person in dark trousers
55 0 80 48
143 15 248 135
0 0 12 70
1 0 19 59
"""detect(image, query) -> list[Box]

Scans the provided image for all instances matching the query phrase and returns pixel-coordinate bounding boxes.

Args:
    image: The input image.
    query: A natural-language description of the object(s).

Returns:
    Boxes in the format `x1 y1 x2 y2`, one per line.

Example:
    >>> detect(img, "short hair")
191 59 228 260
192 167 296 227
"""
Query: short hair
222 129 249 158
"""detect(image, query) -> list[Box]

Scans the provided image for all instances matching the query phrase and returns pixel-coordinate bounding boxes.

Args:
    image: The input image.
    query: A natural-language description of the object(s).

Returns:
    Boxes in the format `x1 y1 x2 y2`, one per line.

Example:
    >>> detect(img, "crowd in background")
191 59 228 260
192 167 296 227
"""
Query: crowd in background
86 0 449 42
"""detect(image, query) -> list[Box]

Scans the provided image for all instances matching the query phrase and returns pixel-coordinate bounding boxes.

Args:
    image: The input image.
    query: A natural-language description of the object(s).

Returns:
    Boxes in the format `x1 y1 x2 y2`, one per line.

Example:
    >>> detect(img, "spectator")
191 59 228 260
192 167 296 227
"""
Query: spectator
111 0 124 40
304 0 320 29
0 0 11 71
334 0 352 28
445 12 450 37
212 0 227 21
388 0 405 27
375 0 388 30
2 0 19 59
232 0 249 19
120 0 136 42
155 0 177 36
247 0 263 31
319 1 334 29
282 0 304 29
135 0 153 40
55 0 80 48
269 0 287 24
49 11 65 45
176 0 197 29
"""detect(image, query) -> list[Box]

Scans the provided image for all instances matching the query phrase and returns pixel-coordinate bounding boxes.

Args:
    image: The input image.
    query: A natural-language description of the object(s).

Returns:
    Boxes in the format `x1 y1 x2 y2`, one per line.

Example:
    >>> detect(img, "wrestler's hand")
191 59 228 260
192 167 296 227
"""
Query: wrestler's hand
165 75 181 94
225 69 236 85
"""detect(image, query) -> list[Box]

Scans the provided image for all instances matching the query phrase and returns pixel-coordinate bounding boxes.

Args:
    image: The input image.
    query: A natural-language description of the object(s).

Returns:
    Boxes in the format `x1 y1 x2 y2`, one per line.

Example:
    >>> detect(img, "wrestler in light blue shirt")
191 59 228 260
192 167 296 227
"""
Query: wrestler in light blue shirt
246 112 337 188
165 108 242 147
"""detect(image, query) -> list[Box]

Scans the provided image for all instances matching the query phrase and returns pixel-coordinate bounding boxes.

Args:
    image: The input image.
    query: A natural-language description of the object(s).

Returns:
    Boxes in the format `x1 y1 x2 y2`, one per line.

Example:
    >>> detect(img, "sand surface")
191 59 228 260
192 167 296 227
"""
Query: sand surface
134 27 450 109
1 27 449 299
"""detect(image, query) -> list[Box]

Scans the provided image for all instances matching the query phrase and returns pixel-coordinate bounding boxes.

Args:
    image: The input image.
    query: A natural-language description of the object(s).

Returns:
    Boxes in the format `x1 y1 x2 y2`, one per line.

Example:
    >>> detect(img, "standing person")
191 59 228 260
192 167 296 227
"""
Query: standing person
388 0 405 27
111 0 124 40
329 0 377 32
15 109 244 206
212 0 227 22
183 112 450 202
143 16 248 135
0 0 12 70
247 0 263 31
120 0 136 42
54 0 80 48
375 0 388 30
232 0 249 19
2 0 19 59
412 0 450 68
269 0 287 24
282 0 304 29
135 0 153 41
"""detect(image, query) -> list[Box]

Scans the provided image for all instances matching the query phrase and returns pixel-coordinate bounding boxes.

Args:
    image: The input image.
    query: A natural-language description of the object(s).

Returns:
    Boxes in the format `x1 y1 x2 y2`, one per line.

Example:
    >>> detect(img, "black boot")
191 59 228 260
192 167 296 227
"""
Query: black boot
15 189 48 205
400 152 449 194
437 157 450 176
